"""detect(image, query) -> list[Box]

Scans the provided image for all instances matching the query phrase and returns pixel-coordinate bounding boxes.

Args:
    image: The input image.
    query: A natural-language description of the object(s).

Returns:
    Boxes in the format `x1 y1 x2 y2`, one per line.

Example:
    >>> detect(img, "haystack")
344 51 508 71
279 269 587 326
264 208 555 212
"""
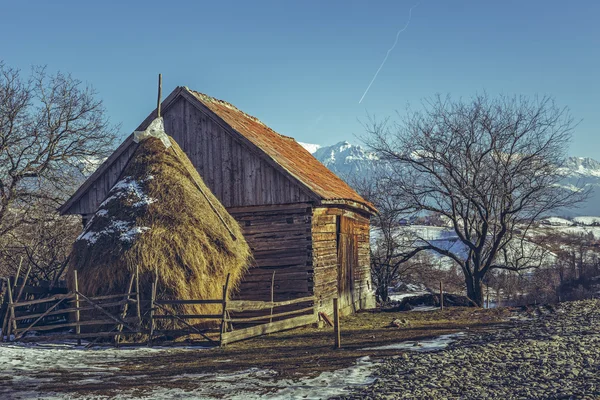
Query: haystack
68 119 251 324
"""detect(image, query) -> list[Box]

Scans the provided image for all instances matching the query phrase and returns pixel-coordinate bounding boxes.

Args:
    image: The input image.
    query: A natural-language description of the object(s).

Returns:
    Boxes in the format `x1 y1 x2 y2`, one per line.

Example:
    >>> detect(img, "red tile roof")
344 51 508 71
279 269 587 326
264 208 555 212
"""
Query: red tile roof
186 88 375 214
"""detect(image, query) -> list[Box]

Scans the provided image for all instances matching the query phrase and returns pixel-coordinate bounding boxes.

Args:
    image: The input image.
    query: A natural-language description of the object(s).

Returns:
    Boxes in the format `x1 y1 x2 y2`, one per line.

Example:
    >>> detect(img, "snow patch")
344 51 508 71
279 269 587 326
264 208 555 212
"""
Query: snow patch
77 219 150 244
362 332 465 352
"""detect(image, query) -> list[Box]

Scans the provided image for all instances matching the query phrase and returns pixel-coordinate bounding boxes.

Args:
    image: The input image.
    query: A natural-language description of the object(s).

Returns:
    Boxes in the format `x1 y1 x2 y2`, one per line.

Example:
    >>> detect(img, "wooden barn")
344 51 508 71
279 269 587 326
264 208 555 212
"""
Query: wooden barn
59 86 377 316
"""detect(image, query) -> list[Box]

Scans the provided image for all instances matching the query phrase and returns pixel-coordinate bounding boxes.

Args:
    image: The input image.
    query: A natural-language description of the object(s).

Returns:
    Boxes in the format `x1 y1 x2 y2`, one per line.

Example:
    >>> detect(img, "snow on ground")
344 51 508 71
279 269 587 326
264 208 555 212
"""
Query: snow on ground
0 343 378 399
409 305 440 312
541 217 573 226
362 332 465 352
573 216 600 225
127 356 376 400
551 225 600 239
388 291 430 302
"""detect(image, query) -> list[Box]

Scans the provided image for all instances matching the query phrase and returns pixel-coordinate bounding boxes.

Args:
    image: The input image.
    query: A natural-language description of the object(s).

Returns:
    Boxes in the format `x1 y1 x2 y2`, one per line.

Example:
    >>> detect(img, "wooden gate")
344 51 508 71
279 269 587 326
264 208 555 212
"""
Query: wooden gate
337 216 358 314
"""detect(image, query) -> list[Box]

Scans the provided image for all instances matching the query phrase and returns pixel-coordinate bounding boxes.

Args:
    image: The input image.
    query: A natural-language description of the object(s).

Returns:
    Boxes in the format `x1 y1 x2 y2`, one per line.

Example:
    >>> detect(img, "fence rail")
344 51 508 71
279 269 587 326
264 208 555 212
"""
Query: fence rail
1 272 319 347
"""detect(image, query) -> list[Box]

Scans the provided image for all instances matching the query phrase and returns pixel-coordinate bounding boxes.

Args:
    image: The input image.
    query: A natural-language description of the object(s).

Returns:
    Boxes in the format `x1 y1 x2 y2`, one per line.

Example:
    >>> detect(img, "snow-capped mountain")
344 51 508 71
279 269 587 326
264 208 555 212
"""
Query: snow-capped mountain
302 141 600 217
302 141 380 176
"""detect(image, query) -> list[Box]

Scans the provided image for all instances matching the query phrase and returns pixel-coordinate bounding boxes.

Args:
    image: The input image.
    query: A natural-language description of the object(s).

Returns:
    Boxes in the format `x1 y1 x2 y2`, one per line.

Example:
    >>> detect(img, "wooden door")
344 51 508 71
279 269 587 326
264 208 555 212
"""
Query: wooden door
337 216 358 313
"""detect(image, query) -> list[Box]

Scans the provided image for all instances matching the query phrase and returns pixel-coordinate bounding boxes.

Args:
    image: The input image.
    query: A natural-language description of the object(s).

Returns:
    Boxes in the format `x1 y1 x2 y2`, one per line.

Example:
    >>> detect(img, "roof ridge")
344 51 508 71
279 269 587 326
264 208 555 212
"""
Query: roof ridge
186 87 273 129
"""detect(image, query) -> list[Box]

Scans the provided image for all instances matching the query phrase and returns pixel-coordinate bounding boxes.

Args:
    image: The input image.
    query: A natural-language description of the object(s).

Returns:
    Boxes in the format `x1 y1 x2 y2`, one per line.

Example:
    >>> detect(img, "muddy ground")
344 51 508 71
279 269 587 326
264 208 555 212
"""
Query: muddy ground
1 306 519 398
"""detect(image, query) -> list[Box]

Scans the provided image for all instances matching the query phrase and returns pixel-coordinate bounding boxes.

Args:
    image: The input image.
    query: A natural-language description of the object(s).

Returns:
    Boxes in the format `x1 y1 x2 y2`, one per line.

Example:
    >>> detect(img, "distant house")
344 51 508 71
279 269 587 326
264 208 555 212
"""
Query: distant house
60 86 377 315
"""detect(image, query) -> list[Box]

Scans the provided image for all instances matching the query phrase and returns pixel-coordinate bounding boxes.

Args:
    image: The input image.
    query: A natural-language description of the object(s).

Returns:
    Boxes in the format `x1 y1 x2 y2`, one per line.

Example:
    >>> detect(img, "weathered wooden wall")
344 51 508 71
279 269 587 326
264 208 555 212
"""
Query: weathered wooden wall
66 97 315 216
230 204 314 302
312 207 374 316
66 144 138 215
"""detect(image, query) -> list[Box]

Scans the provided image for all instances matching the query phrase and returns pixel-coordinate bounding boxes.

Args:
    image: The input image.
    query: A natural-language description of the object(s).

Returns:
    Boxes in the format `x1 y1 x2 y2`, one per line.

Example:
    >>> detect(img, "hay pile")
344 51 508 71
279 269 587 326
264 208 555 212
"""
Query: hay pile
68 131 251 323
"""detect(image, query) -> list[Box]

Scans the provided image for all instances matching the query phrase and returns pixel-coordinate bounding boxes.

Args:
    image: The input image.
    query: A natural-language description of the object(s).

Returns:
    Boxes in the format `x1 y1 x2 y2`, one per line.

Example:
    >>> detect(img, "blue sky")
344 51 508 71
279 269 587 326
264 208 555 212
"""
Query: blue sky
1 0 599 157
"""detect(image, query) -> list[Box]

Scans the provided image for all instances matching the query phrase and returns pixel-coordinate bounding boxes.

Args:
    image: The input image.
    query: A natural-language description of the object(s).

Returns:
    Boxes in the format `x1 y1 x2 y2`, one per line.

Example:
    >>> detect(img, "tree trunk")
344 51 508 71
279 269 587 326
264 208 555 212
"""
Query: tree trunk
465 275 484 307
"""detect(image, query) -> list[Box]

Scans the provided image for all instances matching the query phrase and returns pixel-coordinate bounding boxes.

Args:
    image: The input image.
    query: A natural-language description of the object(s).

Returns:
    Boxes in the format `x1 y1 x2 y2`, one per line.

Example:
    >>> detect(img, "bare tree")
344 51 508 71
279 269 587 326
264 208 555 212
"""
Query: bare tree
350 167 421 302
0 62 117 239
364 93 588 306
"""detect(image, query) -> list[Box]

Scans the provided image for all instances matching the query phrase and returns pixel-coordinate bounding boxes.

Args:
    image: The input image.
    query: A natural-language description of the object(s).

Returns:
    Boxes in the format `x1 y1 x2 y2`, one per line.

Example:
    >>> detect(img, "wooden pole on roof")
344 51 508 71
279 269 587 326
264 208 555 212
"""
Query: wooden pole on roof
157 74 162 118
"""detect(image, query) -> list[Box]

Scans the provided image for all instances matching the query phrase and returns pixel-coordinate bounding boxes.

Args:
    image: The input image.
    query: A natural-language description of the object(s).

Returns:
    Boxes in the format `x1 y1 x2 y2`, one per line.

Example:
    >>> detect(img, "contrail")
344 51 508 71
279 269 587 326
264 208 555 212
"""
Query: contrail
358 2 421 104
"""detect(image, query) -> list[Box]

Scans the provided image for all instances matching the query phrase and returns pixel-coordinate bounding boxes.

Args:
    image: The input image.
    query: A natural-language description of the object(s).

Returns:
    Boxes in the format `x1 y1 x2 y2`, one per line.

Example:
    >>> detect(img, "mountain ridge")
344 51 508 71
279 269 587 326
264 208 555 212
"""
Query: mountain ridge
301 141 600 217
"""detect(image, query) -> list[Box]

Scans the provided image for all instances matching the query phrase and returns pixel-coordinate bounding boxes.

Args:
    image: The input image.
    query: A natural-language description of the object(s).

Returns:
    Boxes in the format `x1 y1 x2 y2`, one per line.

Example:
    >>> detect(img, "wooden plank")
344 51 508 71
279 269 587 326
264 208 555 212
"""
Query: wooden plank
152 314 223 320
13 300 132 321
228 203 312 215
227 296 314 312
19 331 142 342
221 314 317 345
15 297 70 339
319 311 334 327
155 299 224 305
10 293 75 308
15 317 138 333
227 306 313 323
76 292 137 332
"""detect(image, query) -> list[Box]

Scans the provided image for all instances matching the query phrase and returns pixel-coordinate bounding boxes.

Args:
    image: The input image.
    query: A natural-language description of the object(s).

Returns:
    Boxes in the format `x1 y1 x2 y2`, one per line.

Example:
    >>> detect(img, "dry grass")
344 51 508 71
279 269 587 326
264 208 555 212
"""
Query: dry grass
68 136 251 323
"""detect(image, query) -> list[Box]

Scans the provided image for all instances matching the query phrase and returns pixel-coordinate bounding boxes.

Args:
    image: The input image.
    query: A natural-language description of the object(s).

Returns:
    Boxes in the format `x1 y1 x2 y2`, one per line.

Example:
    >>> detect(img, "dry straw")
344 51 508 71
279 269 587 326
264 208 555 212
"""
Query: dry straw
68 136 251 326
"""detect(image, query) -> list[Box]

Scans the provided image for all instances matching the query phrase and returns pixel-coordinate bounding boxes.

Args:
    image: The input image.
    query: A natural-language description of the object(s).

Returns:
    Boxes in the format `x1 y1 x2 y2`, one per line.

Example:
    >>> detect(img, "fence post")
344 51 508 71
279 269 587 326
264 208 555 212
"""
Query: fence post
15 265 32 303
439 281 444 311
115 274 135 347
13 257 23 291
6 279 16 341
148 282 156 347
1 278 12 338
486 286 490 309
135 264 142 326
74 270 81 346
333 297 340 349
220 273 231 347
269 271 276 323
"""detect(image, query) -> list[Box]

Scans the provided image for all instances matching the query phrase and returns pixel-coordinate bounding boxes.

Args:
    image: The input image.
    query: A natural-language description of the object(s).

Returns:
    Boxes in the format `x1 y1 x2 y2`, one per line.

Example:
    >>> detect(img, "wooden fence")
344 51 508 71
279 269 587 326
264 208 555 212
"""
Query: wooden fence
1 272 318 346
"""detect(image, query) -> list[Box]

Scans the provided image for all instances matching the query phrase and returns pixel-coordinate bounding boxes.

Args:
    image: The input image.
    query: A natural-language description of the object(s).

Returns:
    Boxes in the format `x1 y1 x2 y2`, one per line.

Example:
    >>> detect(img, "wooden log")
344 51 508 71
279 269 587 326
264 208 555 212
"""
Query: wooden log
333 297 340 349
221 314 317 345
74 270 81 345
227 306 313 323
